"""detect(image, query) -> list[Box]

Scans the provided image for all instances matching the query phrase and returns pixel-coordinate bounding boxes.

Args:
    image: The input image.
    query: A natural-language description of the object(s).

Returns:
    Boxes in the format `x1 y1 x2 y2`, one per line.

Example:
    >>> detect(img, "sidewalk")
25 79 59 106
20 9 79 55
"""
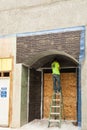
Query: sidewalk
0 128 11 130
0 119 80 130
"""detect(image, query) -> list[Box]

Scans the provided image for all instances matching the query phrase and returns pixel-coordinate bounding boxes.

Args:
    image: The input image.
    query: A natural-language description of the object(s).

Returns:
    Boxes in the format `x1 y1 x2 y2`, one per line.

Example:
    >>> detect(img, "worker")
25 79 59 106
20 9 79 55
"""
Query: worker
51 58 61 93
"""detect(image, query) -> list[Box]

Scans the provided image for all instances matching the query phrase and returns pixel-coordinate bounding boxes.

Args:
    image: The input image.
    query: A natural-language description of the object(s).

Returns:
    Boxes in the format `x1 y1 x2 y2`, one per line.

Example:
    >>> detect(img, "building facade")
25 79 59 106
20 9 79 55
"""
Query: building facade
0 0 87 130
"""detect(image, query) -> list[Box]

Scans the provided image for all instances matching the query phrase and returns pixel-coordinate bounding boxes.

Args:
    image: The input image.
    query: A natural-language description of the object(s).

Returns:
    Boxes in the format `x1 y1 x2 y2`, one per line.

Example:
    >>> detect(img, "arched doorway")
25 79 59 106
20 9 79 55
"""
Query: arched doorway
28 51 80 125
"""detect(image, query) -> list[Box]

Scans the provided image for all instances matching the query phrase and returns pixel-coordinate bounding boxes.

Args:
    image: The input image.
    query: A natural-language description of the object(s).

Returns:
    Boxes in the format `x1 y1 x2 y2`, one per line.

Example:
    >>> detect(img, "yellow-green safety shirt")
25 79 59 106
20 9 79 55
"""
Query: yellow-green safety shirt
51 61 60 75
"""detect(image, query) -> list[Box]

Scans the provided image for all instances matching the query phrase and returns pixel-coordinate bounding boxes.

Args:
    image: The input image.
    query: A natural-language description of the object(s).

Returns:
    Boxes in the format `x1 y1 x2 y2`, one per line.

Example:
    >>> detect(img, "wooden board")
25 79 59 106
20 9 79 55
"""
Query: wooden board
44 73 77 120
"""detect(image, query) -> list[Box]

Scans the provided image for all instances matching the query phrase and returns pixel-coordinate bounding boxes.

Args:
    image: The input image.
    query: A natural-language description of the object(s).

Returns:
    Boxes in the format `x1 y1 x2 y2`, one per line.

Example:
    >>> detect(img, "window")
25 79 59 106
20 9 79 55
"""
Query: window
3 72 9 77
0 72 10 77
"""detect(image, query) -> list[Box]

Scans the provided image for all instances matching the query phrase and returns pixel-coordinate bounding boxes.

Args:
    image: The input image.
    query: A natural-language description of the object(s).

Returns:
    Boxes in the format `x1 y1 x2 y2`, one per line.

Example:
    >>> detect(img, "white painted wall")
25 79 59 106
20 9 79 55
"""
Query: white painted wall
0 36 16 58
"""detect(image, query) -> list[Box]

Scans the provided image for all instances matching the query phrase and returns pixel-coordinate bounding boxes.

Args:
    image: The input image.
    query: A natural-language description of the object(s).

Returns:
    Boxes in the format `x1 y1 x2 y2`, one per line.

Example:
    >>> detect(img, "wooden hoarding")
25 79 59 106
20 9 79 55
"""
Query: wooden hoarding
44 73 77 120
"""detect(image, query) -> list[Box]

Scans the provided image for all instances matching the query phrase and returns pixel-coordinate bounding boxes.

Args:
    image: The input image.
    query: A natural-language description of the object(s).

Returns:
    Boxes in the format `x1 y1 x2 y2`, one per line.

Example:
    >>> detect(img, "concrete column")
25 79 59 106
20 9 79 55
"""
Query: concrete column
11 64 22 128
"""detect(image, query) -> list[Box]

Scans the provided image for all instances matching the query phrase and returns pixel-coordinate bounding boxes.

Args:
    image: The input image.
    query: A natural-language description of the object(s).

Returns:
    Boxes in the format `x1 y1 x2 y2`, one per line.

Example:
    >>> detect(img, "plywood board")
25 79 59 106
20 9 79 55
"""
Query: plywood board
44 73 77 120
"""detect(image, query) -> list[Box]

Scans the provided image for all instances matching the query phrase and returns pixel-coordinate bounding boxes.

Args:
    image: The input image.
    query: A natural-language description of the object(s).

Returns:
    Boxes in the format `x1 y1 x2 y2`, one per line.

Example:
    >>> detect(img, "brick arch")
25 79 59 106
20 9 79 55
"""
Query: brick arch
29 50 79 69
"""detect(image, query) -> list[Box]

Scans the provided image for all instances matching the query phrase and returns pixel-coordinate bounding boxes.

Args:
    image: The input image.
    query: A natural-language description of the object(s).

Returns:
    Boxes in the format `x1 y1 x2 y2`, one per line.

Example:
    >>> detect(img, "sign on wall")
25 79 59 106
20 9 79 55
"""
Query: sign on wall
0 78 10 126
0 58 12 71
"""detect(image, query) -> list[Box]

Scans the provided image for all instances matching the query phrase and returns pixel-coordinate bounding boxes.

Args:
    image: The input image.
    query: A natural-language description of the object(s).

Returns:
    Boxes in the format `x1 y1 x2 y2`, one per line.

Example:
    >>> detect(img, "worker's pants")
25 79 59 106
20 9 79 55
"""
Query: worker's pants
52 74 61 93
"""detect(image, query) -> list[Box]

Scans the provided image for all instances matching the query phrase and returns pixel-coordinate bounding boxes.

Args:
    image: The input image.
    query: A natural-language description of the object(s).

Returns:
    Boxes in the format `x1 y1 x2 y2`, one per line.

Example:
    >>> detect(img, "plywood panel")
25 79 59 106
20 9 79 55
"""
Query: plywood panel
44 74 53 118
44 73 77 120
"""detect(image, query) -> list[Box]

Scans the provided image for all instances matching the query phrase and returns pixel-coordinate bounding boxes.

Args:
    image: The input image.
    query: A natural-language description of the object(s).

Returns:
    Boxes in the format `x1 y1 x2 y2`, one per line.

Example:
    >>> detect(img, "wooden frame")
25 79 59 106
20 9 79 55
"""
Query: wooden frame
0 56 13 127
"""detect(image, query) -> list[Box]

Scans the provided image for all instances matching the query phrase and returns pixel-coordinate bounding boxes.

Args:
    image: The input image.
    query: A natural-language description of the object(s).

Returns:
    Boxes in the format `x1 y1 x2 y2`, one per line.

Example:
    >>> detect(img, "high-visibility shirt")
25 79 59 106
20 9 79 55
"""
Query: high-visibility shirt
51 61 60 75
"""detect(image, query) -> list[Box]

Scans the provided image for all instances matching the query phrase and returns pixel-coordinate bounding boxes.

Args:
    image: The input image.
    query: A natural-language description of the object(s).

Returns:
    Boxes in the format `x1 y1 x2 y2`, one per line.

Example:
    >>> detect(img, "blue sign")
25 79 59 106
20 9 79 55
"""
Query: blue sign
0 87 7 98
1 91 7 97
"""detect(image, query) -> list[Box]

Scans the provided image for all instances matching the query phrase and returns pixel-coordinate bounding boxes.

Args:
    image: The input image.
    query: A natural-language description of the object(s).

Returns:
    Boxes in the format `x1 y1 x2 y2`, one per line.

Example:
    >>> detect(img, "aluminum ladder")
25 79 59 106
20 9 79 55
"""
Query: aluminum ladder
48 92 63 127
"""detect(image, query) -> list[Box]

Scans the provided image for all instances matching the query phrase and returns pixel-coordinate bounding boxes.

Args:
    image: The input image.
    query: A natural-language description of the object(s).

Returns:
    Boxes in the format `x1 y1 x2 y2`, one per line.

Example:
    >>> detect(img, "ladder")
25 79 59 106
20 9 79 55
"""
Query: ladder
48 92 63 127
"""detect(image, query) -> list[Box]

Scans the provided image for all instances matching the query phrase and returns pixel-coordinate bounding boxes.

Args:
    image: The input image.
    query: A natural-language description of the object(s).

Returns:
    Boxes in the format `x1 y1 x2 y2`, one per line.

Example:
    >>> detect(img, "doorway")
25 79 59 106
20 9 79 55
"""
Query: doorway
27 53 80 126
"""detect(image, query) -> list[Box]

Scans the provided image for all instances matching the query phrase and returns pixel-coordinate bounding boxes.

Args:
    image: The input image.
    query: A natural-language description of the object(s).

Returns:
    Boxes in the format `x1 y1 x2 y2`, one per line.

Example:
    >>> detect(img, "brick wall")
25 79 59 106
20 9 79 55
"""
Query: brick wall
17 30 81 65
29 69 41 121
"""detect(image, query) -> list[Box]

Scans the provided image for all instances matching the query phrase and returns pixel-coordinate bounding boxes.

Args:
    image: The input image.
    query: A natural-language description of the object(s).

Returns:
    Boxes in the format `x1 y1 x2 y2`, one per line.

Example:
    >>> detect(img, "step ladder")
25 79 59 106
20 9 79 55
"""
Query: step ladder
48 92 63 128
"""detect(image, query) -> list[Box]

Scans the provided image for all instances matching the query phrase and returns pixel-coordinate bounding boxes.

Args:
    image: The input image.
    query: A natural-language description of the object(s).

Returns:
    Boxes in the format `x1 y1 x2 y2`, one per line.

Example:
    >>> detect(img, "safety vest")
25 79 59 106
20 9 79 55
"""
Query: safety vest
51 61 60 75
